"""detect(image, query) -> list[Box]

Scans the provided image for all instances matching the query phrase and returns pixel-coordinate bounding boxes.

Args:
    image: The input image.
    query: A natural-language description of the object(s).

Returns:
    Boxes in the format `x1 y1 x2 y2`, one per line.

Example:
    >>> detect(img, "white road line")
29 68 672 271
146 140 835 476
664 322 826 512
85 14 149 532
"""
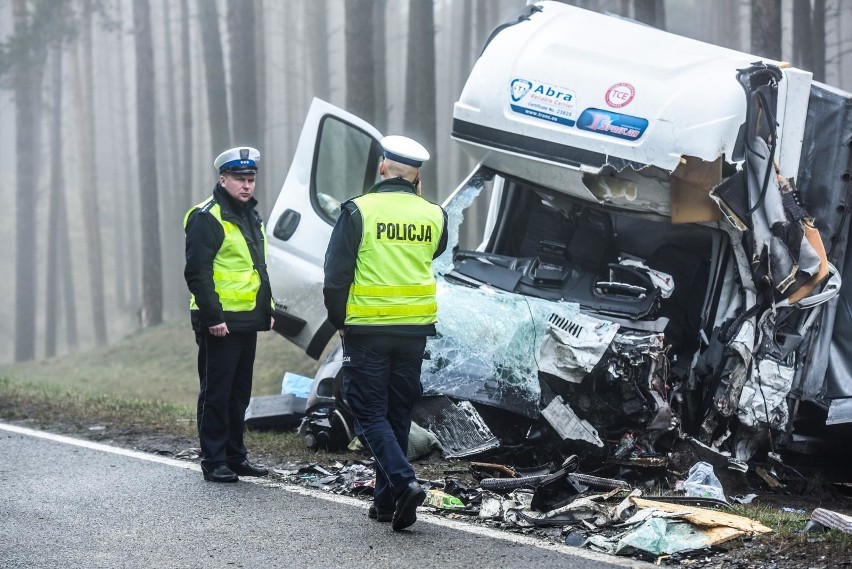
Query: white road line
0 421 649 568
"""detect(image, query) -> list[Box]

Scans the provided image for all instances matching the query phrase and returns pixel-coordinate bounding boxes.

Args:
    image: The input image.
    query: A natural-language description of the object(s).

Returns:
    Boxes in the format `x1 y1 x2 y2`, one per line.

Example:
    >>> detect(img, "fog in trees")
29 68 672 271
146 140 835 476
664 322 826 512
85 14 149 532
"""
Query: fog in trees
0 0 851 363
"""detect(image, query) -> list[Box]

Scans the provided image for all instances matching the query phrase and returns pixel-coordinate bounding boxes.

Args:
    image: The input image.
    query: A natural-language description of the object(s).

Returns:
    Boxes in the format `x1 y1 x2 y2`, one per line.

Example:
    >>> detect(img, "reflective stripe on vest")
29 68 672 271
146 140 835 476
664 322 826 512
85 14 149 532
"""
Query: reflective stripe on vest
345 192 444 326
185 197 262 312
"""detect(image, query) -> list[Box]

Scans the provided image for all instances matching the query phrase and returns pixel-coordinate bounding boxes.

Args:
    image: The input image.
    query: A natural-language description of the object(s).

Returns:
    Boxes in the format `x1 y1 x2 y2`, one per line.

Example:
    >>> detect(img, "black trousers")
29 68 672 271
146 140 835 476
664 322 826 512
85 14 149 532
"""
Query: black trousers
195 329 257 468
340 333 426 513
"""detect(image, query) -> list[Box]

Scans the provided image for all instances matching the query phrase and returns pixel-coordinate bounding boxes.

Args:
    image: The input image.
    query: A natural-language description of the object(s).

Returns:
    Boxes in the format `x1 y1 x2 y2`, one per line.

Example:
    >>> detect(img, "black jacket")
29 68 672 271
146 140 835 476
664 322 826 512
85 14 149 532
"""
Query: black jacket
184 184 272 332
322 178 449 336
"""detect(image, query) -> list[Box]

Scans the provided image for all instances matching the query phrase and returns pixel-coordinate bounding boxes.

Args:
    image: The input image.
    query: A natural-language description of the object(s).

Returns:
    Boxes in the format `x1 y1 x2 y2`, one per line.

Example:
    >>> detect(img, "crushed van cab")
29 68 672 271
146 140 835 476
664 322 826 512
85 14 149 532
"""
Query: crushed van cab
265 2 852 474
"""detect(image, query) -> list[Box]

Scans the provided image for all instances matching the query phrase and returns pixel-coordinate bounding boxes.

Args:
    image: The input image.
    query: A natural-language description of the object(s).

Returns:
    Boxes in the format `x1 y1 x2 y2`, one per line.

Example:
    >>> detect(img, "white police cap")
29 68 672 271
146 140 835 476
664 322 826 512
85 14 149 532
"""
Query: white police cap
381 135 429 168
214 147 260 174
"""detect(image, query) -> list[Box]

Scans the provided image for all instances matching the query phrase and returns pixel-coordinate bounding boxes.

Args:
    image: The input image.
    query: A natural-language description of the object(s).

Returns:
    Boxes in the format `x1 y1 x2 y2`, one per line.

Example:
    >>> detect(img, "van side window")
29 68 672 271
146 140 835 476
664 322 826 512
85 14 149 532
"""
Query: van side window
313 116 381 223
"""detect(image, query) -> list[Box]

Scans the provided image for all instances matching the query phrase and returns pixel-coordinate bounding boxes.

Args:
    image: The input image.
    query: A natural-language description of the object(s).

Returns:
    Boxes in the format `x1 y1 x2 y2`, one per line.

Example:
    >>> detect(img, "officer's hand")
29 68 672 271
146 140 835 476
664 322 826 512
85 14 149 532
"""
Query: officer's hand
209 323 229 337
338 329 345 338
270 317 275 330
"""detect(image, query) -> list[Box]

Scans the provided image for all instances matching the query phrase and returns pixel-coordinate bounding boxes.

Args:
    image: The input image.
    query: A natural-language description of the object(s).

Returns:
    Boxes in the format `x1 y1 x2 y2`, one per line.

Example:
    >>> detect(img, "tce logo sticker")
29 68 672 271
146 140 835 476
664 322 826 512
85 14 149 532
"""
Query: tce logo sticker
605 83 635 108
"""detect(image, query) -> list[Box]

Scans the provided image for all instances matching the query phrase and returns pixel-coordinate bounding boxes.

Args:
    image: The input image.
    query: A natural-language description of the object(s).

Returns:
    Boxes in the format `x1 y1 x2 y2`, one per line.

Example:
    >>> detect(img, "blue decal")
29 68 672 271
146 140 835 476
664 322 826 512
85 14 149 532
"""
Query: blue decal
576 108 648 141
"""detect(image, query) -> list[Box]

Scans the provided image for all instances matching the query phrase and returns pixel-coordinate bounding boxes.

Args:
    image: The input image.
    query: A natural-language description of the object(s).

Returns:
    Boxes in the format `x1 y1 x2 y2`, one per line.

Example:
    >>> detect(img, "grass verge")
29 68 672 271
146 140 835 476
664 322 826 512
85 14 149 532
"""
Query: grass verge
0 375 355 466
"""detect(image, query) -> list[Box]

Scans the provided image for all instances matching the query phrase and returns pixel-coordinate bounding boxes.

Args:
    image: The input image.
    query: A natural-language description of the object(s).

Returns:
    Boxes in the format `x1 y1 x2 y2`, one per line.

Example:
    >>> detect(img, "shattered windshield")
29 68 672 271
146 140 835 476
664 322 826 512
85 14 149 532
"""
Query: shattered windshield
433 173 486 276
422 279 583 418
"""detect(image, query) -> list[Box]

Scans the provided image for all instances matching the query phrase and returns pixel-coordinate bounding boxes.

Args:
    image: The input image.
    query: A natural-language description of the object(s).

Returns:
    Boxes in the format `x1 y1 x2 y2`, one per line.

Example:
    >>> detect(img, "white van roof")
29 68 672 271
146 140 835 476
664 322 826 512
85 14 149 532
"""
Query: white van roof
452 1 811 180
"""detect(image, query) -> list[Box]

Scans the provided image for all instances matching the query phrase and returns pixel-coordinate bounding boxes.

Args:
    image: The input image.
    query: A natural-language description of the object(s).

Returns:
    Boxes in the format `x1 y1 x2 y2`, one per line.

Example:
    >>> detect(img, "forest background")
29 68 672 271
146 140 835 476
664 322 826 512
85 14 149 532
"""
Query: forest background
1 0 850 364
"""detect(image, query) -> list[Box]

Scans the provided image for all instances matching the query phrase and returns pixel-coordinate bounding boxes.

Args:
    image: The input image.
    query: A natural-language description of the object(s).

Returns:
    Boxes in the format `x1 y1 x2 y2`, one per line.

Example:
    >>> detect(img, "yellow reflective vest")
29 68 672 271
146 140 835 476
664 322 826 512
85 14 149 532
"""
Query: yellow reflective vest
184 196 266 313
345 192 444 326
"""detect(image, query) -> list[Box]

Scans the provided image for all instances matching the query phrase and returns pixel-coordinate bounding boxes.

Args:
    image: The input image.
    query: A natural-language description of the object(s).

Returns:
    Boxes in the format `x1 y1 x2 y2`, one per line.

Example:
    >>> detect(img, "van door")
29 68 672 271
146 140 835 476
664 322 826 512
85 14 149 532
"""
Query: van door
266 98 383 359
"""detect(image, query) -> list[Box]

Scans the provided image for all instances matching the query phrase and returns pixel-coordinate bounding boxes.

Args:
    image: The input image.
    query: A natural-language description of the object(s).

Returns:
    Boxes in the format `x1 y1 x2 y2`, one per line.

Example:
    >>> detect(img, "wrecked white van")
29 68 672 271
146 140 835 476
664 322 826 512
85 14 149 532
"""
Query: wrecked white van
266 2 852 472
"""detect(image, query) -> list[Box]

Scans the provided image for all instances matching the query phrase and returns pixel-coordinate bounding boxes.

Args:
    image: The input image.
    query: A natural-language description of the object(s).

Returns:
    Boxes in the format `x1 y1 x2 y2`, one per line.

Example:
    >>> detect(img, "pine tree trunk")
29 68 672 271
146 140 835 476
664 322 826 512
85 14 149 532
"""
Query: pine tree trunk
792 0 813 70
228 0 260 148
751 0 782 61
373 0 388 132
198 0 231 157
404 0 438 201
308 0 331 101
811 0 825 82
117 0 141 309
254 0 266 188
634 0 657 26
45 47 63 357
71 2 108 345
345 0 376 122
134 0 163 326
180 0 194 207
12 0 45 361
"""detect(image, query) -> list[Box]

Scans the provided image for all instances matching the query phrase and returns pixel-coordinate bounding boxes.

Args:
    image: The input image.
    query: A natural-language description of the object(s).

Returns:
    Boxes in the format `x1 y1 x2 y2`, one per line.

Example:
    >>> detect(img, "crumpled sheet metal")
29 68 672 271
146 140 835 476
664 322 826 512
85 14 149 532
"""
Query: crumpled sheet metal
541 396 604 447
497 488 624 528
506 496 612 528
411 396 500 458
737 357 795 430
538 313 620 384
744 137 822 296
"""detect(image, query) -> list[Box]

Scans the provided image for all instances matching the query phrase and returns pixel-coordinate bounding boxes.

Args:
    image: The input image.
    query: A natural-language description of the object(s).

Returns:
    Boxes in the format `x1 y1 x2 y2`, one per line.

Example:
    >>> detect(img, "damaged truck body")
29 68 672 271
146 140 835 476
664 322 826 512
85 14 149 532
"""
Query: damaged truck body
266 3 852 477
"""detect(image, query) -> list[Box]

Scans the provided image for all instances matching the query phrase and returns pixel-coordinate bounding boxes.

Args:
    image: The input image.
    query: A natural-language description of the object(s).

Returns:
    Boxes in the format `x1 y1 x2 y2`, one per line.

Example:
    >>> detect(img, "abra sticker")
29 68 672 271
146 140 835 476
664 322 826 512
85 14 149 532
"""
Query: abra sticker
605 82 635 108
576 108 648 141
509 77 577 127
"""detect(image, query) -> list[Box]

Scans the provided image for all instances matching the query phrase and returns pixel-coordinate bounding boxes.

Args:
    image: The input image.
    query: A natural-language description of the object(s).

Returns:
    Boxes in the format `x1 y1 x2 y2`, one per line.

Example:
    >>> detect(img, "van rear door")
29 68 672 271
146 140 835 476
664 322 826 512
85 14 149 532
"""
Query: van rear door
266 98 383 359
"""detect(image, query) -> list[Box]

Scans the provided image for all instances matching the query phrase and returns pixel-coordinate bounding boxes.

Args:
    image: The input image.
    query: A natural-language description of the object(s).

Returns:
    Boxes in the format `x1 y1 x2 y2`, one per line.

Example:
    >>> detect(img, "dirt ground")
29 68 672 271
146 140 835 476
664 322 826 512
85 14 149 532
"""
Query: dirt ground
6 410 851 569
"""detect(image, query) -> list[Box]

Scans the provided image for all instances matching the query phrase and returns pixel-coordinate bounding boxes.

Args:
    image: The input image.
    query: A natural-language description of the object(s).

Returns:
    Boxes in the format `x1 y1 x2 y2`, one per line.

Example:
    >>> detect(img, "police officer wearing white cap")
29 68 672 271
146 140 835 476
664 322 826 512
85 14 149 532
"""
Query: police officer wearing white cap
183 146 273 483
323 135 448 531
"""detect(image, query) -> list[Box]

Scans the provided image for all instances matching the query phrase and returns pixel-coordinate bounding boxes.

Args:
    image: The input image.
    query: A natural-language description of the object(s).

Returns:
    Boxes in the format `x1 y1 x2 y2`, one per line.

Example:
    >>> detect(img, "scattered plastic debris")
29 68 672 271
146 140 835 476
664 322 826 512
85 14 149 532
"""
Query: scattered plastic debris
679 461 728 503
424 489 466 511
808 508 852 534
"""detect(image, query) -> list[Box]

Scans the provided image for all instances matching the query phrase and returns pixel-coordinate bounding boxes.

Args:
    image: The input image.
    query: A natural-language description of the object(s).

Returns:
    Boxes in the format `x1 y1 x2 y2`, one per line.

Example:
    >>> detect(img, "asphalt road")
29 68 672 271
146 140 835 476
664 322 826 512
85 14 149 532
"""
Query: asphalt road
0 423 647 569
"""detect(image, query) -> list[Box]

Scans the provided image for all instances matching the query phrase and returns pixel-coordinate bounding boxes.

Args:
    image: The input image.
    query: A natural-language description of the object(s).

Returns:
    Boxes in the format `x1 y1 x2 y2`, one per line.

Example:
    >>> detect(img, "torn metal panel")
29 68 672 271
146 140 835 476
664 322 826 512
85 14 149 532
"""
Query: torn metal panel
799 83 852 406
827 398 852 426
411 396 500 458
538 312 620 384
737 356 795 430
542 329 673 450
541 396 604 447
244 394 307 429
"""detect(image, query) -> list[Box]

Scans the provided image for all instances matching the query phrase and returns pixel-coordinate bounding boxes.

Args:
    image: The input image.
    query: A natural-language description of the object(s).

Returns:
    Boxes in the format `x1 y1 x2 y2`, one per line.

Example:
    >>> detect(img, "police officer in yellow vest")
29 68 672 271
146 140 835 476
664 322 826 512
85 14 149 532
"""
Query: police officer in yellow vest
323 136 448 531
184 146 273 483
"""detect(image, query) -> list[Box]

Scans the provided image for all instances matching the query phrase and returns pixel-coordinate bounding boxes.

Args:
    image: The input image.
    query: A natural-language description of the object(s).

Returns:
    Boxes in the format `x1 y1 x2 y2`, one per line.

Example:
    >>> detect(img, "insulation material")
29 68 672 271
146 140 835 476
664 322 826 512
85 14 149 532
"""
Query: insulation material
669 156 723 224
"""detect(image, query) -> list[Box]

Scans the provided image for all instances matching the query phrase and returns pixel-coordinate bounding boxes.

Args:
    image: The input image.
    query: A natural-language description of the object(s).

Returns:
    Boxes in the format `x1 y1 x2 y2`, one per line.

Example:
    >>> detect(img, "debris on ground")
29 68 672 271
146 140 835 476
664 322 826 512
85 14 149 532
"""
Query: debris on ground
808 508 852 534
